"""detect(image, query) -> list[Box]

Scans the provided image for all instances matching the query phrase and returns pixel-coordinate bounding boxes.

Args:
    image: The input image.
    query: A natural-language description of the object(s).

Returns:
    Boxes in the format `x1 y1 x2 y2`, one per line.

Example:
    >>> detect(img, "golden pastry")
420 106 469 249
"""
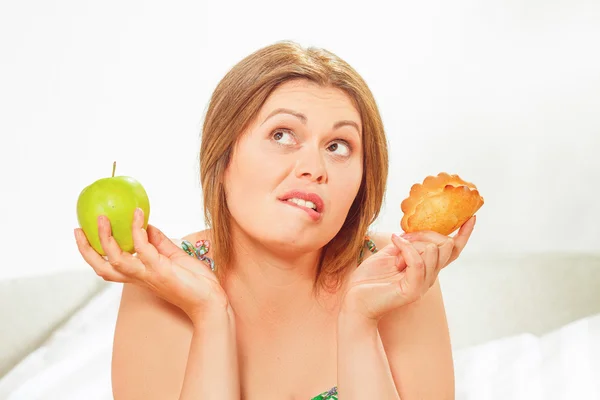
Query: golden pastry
400 172 484 236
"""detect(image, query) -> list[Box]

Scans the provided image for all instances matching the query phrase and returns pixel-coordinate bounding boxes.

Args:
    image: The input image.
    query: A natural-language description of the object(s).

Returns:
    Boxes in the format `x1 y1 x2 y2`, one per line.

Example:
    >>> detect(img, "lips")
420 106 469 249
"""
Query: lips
278 190 325 213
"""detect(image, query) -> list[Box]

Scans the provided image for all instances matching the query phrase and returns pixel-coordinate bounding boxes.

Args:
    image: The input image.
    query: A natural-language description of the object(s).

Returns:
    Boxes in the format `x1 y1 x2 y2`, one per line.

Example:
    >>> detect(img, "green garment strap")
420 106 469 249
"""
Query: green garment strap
311 387 338 399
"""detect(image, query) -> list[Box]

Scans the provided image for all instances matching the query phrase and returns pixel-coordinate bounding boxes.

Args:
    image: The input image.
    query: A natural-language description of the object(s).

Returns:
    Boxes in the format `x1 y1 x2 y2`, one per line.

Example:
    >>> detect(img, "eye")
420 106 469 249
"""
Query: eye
271 129 296 146
327 140 352 157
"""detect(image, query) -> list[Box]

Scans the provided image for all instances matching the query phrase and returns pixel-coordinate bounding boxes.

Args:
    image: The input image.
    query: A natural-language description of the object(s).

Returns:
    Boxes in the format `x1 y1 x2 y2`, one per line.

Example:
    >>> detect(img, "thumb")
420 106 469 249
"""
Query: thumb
146 225 185 258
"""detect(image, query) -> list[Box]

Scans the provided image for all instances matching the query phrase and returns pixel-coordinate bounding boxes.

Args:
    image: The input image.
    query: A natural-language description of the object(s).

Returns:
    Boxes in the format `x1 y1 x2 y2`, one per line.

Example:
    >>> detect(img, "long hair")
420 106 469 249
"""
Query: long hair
199 40 388 292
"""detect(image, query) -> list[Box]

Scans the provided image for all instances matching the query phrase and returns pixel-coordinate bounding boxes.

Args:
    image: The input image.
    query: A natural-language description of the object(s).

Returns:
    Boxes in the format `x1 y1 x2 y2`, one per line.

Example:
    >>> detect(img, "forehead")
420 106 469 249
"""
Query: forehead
260 79 361 121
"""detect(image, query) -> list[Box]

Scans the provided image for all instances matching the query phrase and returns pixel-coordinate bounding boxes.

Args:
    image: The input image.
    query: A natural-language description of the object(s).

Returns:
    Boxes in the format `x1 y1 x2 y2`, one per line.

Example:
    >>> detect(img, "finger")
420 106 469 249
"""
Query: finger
97 215 123 261
423 243 439 289
391 235 424 272
146 223 187 259
438 238 454 267
404 240 429 255
372 240 400 257
384 235 429 273
131 211 192 286
392 234 426 301
132 210 210 278
74 228 130 282
360 241 401 270
131 208 163 268
98 215 146 279
448 215 476 264
402 239 453 273
400 230 448 246
376 241 401 260
397 241 428 272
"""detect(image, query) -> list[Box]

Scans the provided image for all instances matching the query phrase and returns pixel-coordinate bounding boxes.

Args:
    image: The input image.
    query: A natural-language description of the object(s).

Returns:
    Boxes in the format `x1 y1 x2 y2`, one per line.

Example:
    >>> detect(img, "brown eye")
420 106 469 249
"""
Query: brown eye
271 129 296 146
327 141 351 157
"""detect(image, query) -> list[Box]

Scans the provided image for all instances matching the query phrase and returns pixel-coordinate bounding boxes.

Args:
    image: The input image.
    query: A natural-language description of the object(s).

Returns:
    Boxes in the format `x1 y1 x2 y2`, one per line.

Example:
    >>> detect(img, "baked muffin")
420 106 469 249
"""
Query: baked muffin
401 172 484 235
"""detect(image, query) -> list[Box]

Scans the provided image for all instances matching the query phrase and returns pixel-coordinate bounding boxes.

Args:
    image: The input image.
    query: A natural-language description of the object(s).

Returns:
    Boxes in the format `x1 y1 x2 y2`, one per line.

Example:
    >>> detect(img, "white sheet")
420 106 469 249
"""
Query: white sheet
1 283 599 400
0 284 121 400
455 315 600 399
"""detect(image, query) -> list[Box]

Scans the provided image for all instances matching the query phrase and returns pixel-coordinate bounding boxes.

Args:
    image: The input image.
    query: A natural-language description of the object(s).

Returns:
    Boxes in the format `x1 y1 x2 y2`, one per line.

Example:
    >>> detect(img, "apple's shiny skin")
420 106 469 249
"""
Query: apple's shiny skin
76 176 150 255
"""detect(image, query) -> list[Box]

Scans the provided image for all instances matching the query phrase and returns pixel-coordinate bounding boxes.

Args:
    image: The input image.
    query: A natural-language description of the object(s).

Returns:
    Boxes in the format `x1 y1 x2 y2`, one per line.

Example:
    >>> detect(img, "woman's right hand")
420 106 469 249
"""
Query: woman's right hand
74 207 228 323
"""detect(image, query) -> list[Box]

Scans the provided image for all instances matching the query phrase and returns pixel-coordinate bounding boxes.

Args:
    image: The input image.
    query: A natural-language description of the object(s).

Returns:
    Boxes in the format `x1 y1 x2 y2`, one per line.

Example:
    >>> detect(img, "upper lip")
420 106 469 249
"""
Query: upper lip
278 190 325 213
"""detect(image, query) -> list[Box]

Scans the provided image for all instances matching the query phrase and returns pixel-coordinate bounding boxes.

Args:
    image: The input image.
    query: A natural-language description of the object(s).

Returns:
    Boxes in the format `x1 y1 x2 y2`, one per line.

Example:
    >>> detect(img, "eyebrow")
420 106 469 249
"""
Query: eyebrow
261 108 361 136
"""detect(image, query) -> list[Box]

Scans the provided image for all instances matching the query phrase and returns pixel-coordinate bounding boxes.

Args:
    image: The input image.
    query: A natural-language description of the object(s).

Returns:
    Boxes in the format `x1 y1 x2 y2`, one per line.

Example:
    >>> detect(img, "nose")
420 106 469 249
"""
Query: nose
294 145 327 184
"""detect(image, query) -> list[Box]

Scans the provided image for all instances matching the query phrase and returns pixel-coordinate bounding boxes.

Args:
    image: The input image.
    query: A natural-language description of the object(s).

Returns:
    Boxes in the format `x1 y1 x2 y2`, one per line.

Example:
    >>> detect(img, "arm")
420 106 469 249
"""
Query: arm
337 306 401 399
112 283 240 400
378 279 454 399
337 231 454 400
373 231 454 400
74 213 241 399
111 230 240 400
180 303 239 399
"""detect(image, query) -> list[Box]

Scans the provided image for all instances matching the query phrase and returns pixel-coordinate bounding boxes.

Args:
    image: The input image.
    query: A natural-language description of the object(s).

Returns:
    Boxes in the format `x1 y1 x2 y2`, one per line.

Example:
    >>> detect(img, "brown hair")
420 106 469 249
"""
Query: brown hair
199 40 388 293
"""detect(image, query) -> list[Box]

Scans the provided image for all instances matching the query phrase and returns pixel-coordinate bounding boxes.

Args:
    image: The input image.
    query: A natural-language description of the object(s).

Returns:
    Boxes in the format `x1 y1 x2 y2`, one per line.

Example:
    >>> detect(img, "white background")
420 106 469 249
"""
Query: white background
1 0 599 280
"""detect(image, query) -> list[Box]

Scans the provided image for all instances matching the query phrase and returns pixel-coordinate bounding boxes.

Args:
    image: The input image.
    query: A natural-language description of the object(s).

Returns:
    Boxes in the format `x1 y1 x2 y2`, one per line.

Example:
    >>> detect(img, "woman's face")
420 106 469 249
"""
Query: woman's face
224 79 363 254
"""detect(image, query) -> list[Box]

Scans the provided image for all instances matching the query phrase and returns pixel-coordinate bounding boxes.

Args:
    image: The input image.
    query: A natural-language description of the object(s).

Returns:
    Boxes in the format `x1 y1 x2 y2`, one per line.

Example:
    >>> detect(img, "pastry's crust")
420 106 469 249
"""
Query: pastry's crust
400 172 484 235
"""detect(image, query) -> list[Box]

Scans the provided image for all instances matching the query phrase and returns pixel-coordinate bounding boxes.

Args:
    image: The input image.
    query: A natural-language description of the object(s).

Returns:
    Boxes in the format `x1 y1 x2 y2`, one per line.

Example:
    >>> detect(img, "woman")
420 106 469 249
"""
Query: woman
74 40 476 400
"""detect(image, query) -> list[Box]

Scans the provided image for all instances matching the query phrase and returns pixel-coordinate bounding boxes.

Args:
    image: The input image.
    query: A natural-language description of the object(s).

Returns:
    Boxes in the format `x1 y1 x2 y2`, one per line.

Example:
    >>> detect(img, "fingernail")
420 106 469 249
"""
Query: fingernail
97 215 103 226
393 233 408 243
134 208 141 219
74 229 80 241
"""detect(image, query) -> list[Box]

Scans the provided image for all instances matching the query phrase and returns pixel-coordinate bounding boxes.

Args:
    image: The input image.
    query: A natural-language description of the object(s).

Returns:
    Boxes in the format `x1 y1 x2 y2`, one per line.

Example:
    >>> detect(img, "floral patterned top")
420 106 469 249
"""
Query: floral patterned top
312 386 339 400
181 234 379 400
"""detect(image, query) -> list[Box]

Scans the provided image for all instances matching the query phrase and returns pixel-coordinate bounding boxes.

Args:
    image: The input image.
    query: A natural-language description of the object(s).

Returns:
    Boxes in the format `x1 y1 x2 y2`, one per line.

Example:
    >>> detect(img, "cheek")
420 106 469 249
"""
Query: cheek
327 163 363 218
224 144 283 214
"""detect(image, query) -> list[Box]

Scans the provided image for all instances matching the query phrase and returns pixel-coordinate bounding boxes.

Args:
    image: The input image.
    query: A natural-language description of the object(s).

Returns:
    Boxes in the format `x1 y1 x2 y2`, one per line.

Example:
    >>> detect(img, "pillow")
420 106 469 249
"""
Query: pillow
0 270 108 378
454 312 600 399
0 283 121 400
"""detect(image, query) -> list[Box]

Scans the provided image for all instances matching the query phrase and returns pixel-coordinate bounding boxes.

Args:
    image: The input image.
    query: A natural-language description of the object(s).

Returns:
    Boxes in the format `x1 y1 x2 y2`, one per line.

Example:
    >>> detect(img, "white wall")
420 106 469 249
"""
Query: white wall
1 0 599 280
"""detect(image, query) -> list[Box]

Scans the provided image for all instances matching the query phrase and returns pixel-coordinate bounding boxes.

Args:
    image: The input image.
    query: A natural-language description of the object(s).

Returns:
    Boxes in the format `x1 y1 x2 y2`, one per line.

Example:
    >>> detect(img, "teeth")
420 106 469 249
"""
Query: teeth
306 201 317 210
286 198 318 211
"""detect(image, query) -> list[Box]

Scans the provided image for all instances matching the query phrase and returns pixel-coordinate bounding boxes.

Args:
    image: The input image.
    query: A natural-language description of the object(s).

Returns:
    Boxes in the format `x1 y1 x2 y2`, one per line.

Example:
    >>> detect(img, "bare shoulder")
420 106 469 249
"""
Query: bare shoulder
111 228 212 399
176 228 214 251
182 228 212 242
366 230 393 248
362 230 393 261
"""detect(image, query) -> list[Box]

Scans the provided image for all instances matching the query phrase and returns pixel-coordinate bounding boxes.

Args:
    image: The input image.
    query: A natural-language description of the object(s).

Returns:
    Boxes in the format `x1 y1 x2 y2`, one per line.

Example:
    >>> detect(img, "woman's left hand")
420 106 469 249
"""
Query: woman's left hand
342 216 477 321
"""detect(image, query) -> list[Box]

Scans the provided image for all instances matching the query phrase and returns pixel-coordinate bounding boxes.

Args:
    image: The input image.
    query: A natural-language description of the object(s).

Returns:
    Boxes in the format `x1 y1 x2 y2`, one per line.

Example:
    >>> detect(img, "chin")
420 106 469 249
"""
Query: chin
231 208 342 251
267 228 313 246
260 224 323 251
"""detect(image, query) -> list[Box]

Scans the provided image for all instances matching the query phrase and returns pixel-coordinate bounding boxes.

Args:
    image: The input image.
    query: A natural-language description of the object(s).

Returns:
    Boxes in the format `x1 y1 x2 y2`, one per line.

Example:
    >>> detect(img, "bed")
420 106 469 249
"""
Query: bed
1 252 599 399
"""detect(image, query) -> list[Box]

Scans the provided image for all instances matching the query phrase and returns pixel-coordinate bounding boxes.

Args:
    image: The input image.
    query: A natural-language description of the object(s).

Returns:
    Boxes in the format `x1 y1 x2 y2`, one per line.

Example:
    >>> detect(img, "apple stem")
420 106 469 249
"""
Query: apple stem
112 161 116 177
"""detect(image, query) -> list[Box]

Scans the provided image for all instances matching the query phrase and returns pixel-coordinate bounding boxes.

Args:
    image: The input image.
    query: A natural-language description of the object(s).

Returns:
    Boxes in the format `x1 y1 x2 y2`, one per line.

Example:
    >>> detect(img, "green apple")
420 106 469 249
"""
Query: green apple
76 162 150 256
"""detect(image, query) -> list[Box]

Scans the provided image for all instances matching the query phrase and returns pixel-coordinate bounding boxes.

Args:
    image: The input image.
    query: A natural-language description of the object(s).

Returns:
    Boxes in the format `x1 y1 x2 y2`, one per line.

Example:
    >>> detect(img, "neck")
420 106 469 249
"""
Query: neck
221 222 339 326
